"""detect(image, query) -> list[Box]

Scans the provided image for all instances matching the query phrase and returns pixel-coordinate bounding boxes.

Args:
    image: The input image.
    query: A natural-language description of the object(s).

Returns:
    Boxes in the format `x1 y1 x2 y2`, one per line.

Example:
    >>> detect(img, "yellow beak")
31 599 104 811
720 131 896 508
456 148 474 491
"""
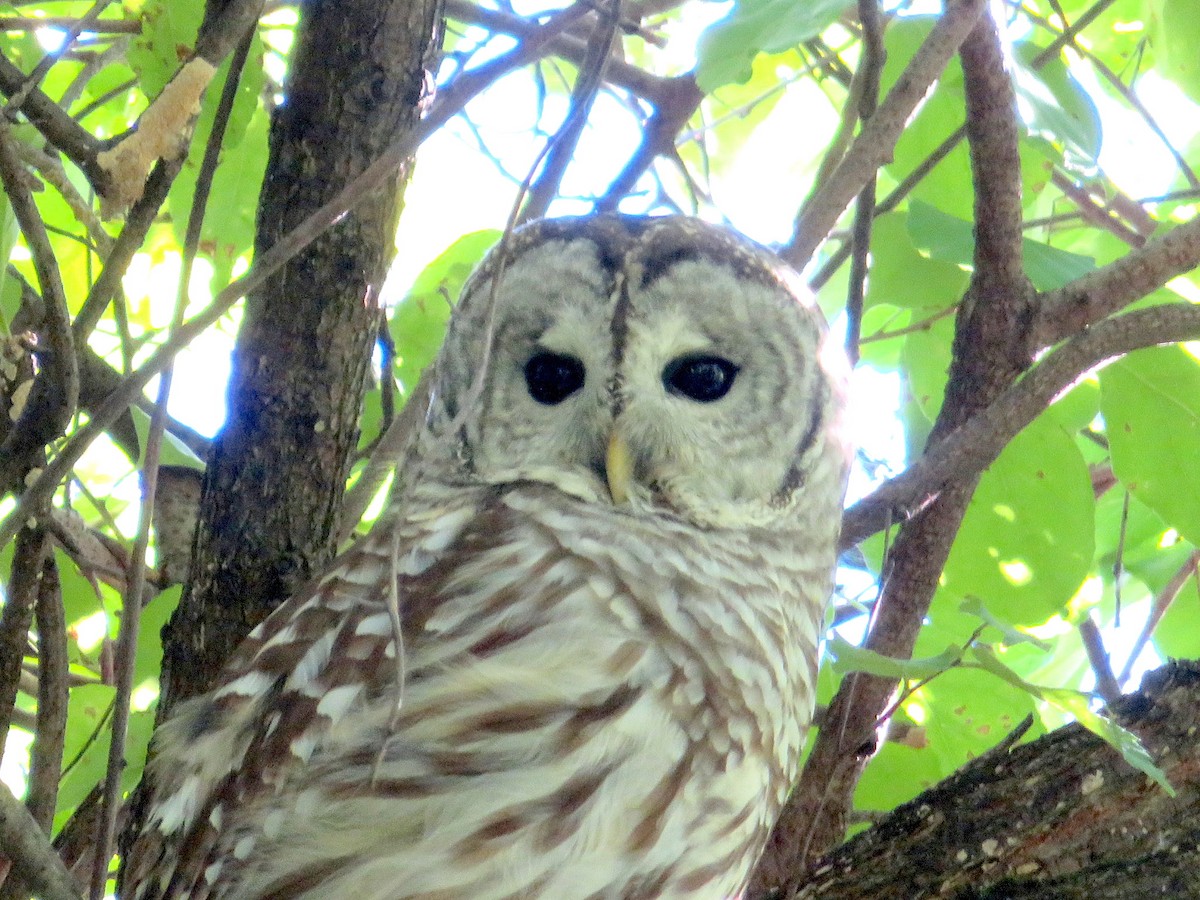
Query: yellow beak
606 431 633 505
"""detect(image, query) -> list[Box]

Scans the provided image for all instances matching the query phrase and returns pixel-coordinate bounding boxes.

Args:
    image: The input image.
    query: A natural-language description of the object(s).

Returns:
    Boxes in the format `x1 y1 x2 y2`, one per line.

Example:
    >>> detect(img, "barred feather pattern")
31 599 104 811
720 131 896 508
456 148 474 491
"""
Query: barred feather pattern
125 214 851 899
126 479 835 900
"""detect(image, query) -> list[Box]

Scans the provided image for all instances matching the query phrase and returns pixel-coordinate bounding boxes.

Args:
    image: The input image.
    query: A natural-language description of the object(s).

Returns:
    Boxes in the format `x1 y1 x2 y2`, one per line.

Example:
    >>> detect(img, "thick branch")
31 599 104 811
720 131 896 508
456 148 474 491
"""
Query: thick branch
0 782 80 900
1031 214 1200 348
0 528 45 739
782 661 1200 899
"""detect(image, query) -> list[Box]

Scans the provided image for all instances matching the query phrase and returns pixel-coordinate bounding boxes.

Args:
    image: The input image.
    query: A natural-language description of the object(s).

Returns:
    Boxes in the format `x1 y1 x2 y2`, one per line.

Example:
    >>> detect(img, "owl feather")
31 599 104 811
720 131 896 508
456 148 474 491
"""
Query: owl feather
125 215 851 899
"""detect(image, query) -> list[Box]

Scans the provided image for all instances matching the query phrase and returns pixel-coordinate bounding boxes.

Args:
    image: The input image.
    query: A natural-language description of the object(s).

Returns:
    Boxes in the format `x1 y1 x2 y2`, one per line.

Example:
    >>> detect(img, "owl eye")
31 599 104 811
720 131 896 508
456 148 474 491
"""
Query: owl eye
663 355 739 403
524 352 585 405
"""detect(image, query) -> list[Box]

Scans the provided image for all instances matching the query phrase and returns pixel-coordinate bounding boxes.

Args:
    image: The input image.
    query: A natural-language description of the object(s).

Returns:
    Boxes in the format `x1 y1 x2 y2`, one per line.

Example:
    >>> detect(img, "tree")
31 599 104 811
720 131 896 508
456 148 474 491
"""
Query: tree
2 0 1200 897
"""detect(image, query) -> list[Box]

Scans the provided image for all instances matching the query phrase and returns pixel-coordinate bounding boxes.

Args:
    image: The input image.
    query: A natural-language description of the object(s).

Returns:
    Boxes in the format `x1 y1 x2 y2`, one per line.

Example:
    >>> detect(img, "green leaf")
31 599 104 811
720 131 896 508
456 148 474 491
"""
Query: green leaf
696 0 852 90
687 50 791 170
1154 576 1200 660
959 597 1052 651
0 187 17 329
910 666 1040 774
828 636 962 680
854 740 947 820
900 312 953 424
56 683 115 821
941 414 1095 624
1146 0 1200 104
168 64 269 290
1042 687 1174 795
53 548 104 633
391 230 500 393
865 214 968 310
856 304 909 369
130 407 206 470
1046 374 1100 433
127 0 205 98
135 587 181 686
907 201 1096 291
1100 344 1200 547
882 18 973 219
970 645 1174 795
1013 42 1102 167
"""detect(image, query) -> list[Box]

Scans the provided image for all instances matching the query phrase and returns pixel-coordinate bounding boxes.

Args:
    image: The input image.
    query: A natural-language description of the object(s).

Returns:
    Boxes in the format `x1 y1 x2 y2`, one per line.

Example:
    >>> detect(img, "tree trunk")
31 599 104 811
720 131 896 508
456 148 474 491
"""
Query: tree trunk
158 0 441 711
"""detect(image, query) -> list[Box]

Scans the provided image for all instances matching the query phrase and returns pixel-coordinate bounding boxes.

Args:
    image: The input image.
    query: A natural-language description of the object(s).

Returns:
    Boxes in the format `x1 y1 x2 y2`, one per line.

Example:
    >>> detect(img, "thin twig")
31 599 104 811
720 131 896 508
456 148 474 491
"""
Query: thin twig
0 53 107 189
1079 614 1121 704
70 159 180 341
782 0 986 268
0 15 140 33
844 0 885 365
3 0 115 115
0 121 79 493
1117 549 1200 686
859 303 958 343
520 0 619 220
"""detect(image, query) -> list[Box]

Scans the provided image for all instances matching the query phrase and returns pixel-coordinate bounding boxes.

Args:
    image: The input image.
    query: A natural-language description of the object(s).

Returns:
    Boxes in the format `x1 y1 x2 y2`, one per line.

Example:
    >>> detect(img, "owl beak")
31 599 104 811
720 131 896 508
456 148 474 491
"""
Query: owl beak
605 431 633 505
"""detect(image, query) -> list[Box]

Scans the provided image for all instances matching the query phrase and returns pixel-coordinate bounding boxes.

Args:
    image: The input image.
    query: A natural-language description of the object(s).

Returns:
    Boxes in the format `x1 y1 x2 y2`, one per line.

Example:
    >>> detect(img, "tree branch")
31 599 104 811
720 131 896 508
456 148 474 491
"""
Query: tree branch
1031 214 1200 348
0 122 78 495
756 11 1032 890
782 0 986 268
779 660 1200 898
0 52 108 191
841 302 1200 548
0 781 80 900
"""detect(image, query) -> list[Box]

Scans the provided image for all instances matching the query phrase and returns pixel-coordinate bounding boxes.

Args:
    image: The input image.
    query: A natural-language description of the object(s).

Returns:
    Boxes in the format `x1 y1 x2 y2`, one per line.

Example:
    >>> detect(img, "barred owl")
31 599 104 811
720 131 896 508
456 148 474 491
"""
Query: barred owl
124 215 851 899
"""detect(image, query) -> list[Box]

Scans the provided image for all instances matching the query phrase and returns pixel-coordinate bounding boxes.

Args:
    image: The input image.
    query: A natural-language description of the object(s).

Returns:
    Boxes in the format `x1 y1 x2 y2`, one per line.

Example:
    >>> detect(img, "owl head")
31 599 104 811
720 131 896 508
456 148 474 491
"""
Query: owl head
417 215 851 531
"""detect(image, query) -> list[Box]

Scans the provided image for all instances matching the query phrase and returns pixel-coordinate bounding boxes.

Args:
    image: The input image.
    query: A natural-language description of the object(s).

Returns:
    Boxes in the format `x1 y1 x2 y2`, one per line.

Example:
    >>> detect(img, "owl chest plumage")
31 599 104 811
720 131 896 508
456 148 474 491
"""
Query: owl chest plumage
127 214 850 900
138 483 828 900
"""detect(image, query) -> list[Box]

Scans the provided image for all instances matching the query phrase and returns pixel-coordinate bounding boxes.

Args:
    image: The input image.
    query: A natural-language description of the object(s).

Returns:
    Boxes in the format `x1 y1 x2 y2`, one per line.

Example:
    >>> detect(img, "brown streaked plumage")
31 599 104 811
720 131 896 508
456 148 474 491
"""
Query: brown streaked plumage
124 215 851 899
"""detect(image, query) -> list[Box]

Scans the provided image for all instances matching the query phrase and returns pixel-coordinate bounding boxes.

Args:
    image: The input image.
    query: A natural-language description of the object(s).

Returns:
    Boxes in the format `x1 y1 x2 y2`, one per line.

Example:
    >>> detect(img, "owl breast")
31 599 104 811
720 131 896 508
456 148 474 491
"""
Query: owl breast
127 215 850 900
207 482 830 900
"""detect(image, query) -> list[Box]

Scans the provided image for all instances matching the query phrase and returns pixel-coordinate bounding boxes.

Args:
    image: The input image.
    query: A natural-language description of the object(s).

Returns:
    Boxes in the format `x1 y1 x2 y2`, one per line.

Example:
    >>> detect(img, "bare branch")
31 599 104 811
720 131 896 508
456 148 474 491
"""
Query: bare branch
520 0 618 221
0 781 81 900
0 528 45 739
26 552 67 832
0 124 78 494
0 51 107 190
1079 614 1121 705
843 0 885 365
781 661 1200 898
782 0 986 268
1118 549 1200 686
841 302 1200 548
1031 214 1200 348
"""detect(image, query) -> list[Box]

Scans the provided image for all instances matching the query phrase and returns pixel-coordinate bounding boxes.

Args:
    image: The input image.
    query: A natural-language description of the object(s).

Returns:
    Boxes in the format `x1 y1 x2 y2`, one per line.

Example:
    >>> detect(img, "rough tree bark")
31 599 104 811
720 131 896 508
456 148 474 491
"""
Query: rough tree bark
157 0 442 711
776 661 1200 900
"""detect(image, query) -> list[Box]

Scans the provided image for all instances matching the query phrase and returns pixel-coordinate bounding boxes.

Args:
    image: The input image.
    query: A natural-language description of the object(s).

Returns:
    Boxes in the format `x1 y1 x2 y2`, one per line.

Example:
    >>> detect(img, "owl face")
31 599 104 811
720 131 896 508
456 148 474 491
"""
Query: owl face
423 215 849 529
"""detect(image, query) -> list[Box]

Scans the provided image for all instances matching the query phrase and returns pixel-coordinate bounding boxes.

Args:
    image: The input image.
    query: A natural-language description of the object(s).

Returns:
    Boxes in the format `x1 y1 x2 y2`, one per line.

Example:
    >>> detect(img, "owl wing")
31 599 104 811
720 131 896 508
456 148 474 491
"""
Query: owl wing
124 488 495 900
